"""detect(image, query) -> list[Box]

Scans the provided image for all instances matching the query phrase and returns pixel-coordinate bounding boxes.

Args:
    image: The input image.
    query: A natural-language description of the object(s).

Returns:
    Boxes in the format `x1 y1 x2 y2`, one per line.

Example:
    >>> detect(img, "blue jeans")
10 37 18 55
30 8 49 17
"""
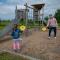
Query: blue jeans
49 27 56 37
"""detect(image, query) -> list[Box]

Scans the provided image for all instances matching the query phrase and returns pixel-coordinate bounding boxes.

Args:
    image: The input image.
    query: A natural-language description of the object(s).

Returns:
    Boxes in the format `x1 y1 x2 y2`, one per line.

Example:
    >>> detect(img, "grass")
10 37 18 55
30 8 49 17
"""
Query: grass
0 26 5 30
0 25 6 30
0 21 11 30
0 52 29 60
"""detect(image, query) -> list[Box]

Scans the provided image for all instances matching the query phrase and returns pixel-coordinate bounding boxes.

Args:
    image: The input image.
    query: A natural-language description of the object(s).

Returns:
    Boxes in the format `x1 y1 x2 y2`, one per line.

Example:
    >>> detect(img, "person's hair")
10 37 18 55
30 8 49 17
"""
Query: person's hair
49 14 52 16
13 24 18 30
49 14 54 19
14 24 18 28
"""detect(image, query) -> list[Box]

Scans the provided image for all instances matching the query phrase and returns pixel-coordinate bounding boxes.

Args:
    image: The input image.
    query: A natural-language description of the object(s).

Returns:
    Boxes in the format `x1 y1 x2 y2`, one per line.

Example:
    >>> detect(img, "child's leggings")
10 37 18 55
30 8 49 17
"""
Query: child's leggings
13 39 21 50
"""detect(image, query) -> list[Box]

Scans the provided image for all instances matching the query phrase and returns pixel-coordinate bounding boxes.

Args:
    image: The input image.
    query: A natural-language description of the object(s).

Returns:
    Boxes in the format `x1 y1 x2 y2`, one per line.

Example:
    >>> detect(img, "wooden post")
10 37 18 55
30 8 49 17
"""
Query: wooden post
25 3 28 27
38 10 40 26
42 7 44 26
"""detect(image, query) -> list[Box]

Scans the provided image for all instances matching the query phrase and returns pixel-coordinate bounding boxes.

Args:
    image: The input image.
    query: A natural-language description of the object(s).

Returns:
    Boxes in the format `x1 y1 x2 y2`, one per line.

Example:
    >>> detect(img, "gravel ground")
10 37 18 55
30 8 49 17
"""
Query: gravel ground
0 30 60 60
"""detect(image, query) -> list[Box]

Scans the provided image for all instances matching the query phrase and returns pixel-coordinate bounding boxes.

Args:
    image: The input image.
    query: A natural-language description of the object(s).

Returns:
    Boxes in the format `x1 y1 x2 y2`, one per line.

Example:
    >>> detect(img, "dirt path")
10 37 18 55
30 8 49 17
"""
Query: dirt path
0 30 60 60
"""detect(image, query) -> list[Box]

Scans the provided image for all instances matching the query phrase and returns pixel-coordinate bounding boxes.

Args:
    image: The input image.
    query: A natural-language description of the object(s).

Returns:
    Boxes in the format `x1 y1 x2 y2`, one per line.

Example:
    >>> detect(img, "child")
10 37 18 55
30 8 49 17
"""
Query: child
11 24 22 52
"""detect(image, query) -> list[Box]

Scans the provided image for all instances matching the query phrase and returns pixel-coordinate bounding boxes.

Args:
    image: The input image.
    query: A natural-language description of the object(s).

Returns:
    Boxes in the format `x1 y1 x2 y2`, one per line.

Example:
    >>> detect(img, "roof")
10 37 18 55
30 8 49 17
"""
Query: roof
32 3 45 10
16 5 26 9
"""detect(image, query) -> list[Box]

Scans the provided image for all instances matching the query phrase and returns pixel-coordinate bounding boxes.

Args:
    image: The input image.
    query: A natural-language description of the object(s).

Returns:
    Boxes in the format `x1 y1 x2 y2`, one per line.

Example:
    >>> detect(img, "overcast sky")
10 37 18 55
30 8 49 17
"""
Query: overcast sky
0 0 60 20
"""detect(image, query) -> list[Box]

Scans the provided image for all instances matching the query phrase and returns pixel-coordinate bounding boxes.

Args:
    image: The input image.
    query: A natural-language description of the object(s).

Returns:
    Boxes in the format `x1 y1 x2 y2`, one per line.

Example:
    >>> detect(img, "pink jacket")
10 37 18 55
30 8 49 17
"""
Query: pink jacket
47 17 57 27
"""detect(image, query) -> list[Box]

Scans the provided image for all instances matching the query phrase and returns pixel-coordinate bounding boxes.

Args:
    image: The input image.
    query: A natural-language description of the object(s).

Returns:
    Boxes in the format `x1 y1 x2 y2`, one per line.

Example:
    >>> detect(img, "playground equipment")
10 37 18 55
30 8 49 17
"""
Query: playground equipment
0 3 45 38
0 19 19 38
42 27 47 31
19 25 26 31
24 3 45 26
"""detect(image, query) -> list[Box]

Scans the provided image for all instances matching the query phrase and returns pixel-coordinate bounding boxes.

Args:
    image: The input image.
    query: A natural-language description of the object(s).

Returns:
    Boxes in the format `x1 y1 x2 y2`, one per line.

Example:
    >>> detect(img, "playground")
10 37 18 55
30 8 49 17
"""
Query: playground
0 0 60 60
0 29 60 60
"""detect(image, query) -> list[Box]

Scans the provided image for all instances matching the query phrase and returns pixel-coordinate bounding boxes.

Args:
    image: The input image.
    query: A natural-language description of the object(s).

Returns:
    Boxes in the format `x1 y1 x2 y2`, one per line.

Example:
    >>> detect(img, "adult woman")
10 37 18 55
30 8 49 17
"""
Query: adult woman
47 15 58 39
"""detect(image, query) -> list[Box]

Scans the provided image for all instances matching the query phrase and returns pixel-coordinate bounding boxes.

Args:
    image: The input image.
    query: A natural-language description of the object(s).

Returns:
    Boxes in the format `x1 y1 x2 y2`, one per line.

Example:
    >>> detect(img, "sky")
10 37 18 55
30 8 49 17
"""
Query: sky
0 0 60 20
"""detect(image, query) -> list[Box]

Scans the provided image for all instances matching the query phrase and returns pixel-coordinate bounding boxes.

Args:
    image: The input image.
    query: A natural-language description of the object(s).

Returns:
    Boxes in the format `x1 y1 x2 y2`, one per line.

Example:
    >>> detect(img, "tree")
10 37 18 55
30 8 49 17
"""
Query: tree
44 16 49 22
19 18 25 25
0 18 1 23
54 9 60 23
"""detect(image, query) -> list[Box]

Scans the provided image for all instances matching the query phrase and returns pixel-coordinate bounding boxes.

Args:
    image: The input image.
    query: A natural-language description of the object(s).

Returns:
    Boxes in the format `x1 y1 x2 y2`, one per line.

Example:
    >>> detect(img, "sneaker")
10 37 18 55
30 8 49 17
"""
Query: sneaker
54 37 56 39
48 37 50 39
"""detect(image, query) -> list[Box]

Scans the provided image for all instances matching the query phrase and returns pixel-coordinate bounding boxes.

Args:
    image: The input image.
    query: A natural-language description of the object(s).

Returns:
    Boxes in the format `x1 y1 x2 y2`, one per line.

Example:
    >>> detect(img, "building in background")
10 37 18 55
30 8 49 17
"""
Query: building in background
15 5 26 20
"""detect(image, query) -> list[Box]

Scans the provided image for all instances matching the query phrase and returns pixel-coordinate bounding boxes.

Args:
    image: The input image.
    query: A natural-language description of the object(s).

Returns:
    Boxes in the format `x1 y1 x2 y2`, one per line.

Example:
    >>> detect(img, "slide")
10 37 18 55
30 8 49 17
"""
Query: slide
0 19 19 38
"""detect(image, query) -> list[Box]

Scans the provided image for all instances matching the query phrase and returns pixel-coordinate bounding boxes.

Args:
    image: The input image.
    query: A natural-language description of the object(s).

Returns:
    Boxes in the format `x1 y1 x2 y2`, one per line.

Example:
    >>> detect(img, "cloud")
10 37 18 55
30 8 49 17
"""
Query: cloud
0 0 25 5
17 5 25 9
0 0 60 19
0 4 26 19
0 5 15 19
0 5 15 14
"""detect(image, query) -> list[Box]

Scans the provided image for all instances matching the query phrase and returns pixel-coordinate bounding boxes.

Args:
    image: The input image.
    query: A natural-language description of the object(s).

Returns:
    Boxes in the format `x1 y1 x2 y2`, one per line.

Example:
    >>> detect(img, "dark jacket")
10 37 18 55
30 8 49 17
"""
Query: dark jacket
11 29 21 39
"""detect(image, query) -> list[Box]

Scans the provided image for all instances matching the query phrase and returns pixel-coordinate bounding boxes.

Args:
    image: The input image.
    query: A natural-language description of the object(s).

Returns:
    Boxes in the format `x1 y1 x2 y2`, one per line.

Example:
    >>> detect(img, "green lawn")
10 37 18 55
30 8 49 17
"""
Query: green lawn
0 21 11 30
0 52 29 60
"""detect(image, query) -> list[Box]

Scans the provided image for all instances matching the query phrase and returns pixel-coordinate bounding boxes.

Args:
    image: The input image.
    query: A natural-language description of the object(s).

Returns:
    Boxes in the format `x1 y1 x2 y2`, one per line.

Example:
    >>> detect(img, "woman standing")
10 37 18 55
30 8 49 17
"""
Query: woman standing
47 15 58 39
